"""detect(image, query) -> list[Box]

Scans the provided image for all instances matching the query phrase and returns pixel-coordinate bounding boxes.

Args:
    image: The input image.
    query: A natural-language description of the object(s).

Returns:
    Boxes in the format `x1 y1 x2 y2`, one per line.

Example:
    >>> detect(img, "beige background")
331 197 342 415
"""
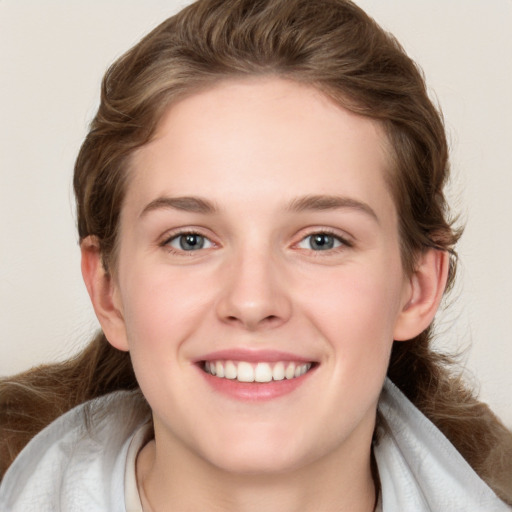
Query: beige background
1 1 511 426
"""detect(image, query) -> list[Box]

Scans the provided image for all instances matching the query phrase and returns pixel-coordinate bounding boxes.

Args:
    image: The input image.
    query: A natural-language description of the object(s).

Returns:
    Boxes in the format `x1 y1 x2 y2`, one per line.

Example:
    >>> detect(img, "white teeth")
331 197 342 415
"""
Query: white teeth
272 362 285 381
254 362 273 383
225 360 237 379
285 363 296 380
203 360 312 382
237 362 254 382
215 361 225 378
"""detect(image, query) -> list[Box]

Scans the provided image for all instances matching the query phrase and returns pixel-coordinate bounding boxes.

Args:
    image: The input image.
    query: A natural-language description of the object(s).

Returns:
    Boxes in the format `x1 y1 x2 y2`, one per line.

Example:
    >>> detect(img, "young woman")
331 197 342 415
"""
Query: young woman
1 0 511 510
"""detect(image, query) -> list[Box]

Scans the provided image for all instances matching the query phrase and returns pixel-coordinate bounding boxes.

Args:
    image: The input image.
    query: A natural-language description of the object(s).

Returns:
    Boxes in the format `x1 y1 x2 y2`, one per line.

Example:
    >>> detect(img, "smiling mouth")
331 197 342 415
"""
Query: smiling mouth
202 360 315 383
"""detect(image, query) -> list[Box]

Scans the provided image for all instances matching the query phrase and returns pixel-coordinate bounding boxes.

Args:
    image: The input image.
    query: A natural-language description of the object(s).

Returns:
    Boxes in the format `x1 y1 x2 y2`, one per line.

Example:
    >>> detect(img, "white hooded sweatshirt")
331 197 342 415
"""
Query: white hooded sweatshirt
0 379 509 511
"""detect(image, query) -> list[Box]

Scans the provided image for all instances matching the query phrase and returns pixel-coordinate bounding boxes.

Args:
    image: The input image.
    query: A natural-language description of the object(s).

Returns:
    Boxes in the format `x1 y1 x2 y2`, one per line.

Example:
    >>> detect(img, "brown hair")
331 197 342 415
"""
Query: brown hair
1 0 511 501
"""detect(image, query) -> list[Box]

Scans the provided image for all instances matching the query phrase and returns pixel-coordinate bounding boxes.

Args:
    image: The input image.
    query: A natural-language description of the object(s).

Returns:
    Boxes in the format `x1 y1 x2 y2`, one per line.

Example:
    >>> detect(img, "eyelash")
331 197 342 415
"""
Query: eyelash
294 229 352 253
161 230 215 255
159 229 352 255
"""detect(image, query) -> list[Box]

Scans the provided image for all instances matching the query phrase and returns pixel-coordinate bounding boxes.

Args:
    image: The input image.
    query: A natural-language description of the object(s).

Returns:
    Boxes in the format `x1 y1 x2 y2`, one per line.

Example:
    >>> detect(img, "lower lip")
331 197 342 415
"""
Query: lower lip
198 366 316 401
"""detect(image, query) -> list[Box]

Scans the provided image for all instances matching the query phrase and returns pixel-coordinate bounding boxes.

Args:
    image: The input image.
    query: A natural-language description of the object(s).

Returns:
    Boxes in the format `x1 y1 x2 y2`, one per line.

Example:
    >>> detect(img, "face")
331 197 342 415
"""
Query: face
108 78 414 474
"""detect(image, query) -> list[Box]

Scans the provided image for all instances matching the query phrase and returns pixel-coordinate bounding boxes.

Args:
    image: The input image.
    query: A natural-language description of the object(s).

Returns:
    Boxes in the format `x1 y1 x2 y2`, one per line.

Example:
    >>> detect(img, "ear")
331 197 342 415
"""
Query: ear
80 236 129 351
393 249 450 341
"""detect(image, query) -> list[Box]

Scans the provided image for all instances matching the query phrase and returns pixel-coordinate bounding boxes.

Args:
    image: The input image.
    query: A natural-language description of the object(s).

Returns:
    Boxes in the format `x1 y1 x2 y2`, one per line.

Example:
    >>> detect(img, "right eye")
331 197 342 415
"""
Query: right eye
166 233 213 252
296 231 349 252
297 233 343 251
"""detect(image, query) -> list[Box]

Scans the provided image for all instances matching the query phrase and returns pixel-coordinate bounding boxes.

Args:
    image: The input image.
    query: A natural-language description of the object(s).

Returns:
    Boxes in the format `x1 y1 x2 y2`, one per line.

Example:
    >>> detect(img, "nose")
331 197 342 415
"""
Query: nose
215 247 292 331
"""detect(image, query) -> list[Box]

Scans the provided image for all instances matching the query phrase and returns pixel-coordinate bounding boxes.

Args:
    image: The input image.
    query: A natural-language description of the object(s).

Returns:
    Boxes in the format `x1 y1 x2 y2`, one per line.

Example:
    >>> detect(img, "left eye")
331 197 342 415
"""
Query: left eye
297 233 344 251
167 233 213 251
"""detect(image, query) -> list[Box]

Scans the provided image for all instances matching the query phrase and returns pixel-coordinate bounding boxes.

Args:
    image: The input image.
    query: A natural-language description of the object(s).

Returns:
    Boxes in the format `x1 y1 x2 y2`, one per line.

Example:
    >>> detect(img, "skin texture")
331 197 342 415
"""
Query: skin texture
81 78 448 512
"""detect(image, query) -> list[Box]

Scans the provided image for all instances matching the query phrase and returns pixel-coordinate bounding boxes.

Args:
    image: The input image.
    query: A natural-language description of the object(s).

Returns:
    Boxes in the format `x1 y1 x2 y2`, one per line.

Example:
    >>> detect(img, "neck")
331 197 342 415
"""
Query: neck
137 427 377 512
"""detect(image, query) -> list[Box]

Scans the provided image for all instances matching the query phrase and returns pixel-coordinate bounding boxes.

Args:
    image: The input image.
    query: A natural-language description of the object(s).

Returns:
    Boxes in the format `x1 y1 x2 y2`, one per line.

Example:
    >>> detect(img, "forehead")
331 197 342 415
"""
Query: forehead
126 78 395 219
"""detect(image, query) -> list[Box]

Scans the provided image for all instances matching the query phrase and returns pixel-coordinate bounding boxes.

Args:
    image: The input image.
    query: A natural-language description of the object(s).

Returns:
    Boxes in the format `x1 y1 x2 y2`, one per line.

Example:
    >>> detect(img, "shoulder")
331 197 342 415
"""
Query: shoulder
375 379 511 511
0 390 150 512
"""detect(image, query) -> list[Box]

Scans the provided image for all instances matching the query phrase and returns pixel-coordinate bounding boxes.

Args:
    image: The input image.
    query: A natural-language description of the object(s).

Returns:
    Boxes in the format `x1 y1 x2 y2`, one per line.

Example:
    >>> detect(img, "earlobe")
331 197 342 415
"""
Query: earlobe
393 249 450 341
80 236 129 352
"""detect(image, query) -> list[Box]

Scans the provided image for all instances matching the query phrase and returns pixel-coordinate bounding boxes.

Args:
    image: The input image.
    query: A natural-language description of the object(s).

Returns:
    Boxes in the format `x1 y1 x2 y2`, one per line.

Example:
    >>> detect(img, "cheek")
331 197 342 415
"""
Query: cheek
119 263 216 350
116 267 211 401
298 259 405 355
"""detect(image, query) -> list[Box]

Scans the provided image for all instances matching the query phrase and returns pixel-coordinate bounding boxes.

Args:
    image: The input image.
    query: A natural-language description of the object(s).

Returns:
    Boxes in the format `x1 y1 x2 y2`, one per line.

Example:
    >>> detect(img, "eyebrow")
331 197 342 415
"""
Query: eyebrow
140 194 379 222
140 196 218 217
287 194 379 223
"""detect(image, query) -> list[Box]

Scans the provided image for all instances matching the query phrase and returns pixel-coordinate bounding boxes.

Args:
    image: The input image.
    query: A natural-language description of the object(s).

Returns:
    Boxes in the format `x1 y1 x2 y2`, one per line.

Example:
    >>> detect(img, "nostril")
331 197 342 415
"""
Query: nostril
223 313 282 330
259 315 283 328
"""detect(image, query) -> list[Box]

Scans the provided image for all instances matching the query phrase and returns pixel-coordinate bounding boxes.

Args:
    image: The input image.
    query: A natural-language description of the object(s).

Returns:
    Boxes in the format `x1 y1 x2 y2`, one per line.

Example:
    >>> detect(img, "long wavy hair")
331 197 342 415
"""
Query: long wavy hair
1 0 511 502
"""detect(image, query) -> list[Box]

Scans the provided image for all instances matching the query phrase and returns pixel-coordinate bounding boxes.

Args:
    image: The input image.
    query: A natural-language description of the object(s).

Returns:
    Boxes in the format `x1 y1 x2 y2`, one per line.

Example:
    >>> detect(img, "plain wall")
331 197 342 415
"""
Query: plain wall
1 0 511 426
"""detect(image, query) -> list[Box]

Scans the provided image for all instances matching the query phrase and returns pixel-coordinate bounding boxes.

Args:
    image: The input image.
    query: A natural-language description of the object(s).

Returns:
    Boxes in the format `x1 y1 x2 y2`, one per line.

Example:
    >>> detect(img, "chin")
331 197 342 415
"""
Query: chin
199 429 309 475
209 450 304 476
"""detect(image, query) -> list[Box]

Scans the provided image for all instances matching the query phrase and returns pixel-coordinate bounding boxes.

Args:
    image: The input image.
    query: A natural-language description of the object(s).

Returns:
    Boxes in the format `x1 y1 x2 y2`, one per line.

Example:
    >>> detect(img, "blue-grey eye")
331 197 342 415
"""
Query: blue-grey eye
168 233 212 251
298 233 343 251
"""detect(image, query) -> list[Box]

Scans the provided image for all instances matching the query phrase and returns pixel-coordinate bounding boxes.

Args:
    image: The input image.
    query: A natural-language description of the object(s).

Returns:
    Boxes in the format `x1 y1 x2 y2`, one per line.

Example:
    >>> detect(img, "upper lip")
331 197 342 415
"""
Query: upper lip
194 348 318 364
